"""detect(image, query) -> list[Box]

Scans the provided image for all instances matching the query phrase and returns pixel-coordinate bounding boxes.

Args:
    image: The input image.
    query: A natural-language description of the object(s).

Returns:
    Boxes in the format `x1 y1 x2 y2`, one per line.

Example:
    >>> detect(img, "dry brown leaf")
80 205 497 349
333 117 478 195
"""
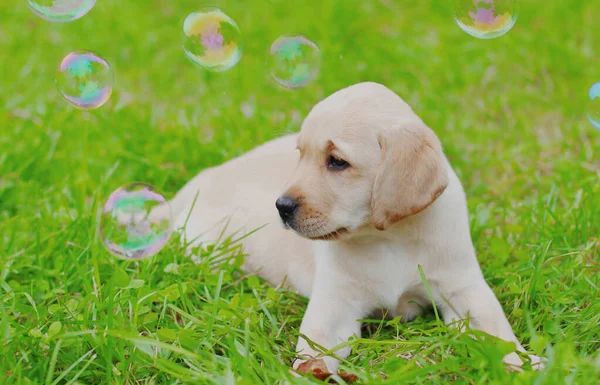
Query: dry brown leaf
296 359 359 383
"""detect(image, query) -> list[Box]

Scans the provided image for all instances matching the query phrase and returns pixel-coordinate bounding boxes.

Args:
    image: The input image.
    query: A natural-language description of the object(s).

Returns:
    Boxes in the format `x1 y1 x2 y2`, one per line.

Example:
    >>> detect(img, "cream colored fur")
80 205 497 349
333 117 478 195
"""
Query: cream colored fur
170 82 542 372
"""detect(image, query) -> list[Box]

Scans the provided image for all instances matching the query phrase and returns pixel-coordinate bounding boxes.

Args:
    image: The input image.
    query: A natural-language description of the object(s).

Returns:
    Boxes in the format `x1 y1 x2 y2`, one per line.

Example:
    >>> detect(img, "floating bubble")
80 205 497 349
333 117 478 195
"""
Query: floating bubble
27 0 96 23
99 183 173 260
453 0 518 39
182 8 242 72
55 50 114 110
267 35 321 89
587 82 600 131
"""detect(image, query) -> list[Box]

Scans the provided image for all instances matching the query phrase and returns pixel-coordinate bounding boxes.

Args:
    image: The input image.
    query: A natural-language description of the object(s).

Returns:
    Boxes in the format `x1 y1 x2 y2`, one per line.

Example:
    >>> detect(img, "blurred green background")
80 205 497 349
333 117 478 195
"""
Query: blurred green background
0 0 599 384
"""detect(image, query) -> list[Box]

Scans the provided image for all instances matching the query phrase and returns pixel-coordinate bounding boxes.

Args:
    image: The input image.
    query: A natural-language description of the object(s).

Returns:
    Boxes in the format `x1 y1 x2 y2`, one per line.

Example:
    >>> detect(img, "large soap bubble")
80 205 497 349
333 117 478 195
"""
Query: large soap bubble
182 8 243 72
56 50 113 110
99 183 173 260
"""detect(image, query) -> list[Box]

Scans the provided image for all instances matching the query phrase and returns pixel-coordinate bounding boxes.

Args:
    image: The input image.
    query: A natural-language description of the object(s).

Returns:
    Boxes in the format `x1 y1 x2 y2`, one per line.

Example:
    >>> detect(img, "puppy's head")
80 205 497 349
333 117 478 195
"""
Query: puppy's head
276 82 449 239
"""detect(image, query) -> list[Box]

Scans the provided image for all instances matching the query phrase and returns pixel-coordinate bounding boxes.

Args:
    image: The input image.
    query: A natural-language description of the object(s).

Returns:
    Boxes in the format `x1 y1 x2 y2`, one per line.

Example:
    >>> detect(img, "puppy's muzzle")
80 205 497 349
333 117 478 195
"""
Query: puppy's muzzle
275 195 299 226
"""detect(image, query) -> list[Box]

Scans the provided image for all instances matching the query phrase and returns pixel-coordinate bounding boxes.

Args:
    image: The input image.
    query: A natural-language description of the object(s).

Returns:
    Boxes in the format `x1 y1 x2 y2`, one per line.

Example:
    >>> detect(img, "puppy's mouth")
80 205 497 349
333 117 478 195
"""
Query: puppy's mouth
283 222 348 240
306 227 348 240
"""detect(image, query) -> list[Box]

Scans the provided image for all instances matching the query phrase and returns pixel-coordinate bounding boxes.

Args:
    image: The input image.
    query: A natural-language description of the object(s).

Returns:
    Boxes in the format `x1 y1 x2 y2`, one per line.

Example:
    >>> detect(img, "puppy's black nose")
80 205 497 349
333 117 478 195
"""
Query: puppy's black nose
276 196 299 223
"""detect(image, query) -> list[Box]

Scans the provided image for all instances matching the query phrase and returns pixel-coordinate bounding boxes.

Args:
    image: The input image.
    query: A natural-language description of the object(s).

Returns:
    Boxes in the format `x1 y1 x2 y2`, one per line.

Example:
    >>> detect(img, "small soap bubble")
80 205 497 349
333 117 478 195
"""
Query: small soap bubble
27 0 96 23
453 0 518 39
587 82 600 131
55 50 114 110
267 35 321 89
182 8 242 72
99 183 173 260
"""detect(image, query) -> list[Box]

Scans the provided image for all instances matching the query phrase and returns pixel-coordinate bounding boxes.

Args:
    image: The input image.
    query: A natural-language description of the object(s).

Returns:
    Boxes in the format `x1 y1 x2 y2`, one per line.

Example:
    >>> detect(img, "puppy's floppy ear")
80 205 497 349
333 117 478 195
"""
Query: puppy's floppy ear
370 122 449 231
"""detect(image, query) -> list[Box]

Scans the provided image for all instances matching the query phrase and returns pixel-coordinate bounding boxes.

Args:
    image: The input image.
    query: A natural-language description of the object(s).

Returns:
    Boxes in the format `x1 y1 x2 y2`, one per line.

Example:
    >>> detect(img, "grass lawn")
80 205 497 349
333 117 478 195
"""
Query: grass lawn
1 0 599 383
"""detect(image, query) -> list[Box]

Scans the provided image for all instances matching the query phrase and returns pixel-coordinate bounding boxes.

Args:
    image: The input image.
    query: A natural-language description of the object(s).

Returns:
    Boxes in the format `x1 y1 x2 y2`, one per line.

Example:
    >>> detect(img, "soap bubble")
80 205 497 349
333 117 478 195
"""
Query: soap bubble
182 8 242 72
453 0 518 39
99 183 173 260
267 35 321 89
56 50 113 110
27 0 96 23
587 82 600 131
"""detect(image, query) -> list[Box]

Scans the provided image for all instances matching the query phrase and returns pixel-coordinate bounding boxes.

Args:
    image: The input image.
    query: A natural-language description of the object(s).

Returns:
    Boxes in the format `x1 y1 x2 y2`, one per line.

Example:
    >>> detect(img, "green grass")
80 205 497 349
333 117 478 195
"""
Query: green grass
1 0 599 383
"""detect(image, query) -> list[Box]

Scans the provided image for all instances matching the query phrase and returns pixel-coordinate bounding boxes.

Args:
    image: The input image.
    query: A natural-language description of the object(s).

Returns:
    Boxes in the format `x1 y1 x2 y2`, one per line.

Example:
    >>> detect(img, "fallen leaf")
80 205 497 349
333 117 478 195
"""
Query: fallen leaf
296 359 359 383
312 368 359 383
297 359 328 374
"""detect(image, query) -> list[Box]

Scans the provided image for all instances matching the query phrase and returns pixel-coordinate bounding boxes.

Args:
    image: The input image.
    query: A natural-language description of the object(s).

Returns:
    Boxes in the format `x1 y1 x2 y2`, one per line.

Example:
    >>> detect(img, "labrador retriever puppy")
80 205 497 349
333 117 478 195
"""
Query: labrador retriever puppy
170 82 541 373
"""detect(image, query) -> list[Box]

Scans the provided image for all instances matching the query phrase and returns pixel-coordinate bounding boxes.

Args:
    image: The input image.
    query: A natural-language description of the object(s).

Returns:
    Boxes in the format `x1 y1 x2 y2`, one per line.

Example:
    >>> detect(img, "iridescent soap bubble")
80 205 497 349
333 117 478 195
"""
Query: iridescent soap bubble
587 82 600 131
453 0 518 39
267 35 321 89
99 183 173 260
56 50 113 110
27 0 96 23
182 8 242 72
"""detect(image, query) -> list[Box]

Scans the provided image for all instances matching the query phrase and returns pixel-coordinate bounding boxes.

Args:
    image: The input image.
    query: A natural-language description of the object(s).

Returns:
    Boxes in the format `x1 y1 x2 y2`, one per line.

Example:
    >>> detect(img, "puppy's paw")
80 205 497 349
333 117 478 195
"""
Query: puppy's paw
528 354 546 370
503 352 546 372
503 352 524 372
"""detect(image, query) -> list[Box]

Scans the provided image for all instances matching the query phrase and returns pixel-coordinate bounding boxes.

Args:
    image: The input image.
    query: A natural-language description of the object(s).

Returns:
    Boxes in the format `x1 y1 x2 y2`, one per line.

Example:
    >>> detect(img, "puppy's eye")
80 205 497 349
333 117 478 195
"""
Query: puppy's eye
327 155 350 170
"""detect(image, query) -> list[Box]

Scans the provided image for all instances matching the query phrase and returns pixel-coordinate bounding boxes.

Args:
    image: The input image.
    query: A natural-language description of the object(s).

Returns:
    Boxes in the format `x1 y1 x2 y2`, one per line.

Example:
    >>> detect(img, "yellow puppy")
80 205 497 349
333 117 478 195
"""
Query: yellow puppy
170 82 542 372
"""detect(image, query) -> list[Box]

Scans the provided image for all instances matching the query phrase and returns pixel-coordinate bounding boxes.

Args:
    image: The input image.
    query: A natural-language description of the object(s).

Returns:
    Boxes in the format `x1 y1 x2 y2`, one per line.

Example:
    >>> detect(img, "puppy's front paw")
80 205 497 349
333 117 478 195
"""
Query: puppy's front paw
503 352 525 372
502 352 546 372
528 354 546 370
